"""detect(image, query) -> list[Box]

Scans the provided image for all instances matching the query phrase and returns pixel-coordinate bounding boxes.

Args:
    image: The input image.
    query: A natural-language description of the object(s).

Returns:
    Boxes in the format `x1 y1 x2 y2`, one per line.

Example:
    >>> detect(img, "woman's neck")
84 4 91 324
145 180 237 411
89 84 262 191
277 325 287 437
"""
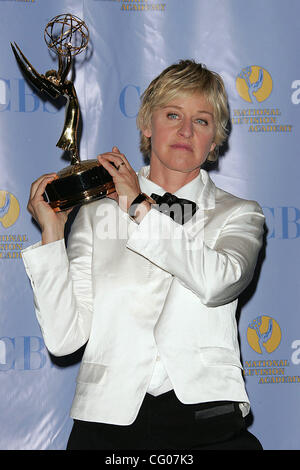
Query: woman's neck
148 160 200 194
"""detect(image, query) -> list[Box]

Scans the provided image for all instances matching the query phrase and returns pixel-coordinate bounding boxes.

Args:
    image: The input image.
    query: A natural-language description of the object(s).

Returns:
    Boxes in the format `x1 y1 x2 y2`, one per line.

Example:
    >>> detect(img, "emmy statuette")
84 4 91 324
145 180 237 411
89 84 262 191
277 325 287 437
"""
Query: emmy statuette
11 14 115 211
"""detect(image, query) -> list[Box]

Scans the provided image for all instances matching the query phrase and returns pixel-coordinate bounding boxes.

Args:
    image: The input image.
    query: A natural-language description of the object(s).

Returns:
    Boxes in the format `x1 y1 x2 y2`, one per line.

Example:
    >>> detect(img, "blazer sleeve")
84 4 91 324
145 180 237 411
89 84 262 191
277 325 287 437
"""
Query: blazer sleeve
126 199 265 307
22 206 93 356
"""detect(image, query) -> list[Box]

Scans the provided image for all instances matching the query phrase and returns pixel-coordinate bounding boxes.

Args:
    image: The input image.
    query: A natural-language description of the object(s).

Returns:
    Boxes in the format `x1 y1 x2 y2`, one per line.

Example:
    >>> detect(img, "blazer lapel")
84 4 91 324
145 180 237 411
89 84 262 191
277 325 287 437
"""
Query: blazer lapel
196 170 216 211
182 170 216 238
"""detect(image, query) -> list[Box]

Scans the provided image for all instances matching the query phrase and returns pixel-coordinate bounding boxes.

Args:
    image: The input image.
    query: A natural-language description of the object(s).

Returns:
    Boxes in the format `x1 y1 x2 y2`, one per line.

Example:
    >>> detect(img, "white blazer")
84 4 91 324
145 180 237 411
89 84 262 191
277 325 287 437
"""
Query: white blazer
22 168 265 425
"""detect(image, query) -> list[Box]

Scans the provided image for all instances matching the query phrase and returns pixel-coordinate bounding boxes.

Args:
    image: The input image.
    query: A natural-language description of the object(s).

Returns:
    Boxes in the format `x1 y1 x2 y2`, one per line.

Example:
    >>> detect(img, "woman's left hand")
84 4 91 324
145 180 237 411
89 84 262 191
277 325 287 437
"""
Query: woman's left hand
97 147 141 213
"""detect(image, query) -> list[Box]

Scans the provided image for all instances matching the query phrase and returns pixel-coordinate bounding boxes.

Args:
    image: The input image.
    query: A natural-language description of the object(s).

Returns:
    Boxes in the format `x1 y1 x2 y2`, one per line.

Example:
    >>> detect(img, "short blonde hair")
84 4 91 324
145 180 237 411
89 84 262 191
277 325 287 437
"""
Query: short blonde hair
137 59 229 162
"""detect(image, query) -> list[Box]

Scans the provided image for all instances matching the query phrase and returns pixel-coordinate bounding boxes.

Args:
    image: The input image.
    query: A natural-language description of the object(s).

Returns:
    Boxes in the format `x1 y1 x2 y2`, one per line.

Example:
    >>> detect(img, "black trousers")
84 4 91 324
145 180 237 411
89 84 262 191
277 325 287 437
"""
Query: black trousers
67 390 263 450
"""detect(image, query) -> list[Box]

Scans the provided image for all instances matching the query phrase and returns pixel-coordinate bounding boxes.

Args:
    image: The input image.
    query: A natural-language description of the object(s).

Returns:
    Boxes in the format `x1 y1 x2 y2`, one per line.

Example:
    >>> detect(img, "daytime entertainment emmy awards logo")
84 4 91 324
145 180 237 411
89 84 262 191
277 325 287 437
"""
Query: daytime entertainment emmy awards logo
232 65 292 133
236 66 273 103
0 191 20 228
247 316 281 354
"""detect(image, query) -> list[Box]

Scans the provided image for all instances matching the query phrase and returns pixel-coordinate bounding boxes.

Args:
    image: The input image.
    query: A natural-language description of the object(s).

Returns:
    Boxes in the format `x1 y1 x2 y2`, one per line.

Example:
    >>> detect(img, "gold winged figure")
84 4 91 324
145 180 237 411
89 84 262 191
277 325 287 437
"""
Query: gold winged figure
11 42 80 165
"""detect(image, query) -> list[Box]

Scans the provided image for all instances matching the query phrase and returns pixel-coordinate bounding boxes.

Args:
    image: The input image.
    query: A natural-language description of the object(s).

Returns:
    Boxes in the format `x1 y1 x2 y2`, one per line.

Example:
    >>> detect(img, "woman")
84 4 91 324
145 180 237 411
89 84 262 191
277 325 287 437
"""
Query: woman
22 60 265 450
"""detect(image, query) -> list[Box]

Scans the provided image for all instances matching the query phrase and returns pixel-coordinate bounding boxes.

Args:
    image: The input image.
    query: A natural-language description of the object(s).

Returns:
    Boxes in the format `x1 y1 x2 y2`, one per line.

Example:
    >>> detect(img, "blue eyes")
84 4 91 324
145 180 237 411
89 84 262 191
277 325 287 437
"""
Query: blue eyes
166 113 207 125
167 113 178 120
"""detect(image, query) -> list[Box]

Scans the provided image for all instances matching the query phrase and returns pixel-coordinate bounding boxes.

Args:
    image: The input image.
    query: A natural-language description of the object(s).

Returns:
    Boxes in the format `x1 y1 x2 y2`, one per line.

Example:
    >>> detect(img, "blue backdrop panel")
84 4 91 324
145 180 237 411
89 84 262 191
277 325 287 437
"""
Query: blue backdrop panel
0 0 299 449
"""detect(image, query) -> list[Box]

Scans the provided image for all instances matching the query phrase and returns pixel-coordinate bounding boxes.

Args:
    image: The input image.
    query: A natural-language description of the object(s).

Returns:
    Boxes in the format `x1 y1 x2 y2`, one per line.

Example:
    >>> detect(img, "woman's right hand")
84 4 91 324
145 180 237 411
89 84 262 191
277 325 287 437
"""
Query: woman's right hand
27 174 71 245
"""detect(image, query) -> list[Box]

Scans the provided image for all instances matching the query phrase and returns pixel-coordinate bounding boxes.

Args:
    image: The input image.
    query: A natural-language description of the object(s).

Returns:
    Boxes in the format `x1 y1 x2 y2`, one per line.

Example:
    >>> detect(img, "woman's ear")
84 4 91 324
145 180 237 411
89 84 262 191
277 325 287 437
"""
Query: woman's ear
142 127 152 138
209 142 216 153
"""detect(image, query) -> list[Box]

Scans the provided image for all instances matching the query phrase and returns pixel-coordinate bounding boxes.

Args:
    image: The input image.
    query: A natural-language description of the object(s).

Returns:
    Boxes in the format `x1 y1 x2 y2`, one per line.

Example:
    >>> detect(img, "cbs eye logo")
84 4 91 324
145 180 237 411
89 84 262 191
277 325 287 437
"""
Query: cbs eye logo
0 191 20 228
247 316 281 354
236 66 273 103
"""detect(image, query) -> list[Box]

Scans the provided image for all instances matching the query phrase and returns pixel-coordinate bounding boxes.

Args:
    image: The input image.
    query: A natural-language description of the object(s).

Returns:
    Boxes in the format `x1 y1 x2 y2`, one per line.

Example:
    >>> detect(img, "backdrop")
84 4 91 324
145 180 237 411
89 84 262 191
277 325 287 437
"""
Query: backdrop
0 0 299 450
